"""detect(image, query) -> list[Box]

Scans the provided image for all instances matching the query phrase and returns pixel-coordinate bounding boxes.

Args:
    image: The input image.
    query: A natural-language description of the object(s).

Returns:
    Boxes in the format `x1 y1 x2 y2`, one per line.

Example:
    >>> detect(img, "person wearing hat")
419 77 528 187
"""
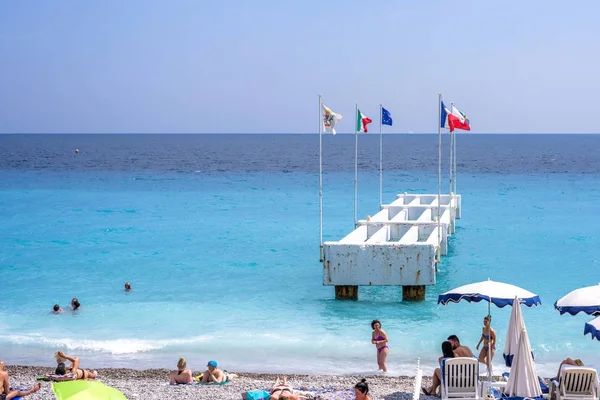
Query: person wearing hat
201 360 225 383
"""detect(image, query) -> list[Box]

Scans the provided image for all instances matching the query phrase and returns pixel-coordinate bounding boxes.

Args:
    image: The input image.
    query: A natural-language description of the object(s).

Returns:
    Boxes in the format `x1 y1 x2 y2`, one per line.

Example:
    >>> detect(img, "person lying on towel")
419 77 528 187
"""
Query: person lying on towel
50 351 97 381
201 360 238 384
268 376 313 400
0 360 42 400
169 357 193 385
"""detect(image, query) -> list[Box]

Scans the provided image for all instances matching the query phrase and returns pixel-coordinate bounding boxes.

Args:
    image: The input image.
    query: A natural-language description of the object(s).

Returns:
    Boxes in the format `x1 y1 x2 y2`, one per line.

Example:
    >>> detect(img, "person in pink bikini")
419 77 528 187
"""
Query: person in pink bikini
371 319 389 372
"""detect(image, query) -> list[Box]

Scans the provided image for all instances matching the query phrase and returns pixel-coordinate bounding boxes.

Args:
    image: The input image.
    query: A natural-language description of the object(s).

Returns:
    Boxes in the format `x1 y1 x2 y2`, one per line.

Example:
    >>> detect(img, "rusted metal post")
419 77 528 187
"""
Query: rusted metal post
335 285 359 300
403 285 426 301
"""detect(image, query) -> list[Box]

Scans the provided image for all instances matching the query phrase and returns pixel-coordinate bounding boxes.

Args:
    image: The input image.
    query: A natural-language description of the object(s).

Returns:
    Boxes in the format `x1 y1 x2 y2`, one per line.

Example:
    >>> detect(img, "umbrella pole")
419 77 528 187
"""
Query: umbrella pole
488 300 492 381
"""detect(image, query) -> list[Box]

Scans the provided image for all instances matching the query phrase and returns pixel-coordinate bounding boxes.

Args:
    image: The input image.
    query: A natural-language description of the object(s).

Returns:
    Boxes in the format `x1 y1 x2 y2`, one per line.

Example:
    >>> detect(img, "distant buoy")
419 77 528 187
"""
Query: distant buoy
75 149 79 153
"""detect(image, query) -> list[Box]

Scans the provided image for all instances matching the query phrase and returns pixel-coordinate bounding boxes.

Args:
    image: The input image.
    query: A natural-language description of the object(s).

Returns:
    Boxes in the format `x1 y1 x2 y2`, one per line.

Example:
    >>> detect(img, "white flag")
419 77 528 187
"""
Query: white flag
322 104 342 135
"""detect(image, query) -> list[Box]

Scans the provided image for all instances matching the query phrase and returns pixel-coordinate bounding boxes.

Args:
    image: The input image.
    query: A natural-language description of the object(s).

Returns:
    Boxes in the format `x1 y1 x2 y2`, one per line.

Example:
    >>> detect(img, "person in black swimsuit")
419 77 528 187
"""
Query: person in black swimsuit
169 358 193 385
0 360 42 400
52 351 97 381
269 376 301 400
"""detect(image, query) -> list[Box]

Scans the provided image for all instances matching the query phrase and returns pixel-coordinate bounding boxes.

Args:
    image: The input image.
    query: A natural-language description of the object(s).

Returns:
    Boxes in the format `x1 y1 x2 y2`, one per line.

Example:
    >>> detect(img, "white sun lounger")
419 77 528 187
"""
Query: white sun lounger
441 357 481 400
551 367 599 400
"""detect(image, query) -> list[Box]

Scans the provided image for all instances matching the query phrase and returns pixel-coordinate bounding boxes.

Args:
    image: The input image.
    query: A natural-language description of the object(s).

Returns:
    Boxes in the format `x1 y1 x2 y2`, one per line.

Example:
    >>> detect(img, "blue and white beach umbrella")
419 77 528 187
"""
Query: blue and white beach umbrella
438 279 541 379
584 316 600 341
438 279 542 309
554 284 600 316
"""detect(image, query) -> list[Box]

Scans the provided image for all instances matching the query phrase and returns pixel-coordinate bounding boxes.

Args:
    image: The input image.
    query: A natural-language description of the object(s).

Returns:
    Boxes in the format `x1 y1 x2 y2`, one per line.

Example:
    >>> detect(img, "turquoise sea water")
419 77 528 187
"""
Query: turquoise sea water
1 134 599 377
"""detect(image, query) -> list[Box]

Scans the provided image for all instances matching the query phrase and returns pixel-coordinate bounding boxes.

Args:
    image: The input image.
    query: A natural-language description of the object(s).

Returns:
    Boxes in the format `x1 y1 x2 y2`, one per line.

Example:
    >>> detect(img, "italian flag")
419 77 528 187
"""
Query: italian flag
356 109 372 133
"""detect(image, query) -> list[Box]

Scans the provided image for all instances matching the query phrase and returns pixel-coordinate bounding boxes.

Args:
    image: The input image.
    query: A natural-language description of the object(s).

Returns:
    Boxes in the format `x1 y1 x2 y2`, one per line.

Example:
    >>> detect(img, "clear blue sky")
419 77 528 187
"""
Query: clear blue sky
1 0 598 134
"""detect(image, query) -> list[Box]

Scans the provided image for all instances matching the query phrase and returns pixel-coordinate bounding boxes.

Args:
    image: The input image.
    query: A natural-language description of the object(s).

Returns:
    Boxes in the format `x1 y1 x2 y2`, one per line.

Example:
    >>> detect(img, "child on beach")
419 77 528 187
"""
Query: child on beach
0 360 42 400
371 319 389 372
169 357 192 385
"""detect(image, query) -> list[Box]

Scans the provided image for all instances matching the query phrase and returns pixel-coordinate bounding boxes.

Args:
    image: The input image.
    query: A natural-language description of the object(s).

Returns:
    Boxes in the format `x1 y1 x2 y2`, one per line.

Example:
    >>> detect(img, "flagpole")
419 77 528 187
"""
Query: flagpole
453 119 457 196
449 103 454 197
450 102 455 226
437 94 442 263
354 102 358 228
318 94 323 262
379 104 383 209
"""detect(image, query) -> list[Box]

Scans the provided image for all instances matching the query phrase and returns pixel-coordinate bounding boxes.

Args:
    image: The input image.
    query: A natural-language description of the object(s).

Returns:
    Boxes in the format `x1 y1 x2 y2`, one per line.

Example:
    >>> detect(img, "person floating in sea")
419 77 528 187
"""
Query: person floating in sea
0 360 42 400
475 315 496 369
70 298 80 311
124 282 132 291
51 351 97 381
371 319 389 372
169 357 192 385
51 304 63 314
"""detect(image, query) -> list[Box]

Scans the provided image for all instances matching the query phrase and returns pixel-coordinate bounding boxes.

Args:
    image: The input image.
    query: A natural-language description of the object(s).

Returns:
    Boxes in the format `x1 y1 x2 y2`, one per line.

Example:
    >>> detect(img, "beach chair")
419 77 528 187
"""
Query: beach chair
551 367 599 400
441 357 481 400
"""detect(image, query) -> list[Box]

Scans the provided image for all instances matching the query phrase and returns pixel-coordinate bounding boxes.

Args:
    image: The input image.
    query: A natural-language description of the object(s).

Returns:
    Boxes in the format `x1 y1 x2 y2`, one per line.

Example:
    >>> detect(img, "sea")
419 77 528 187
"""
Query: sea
1 133 599 377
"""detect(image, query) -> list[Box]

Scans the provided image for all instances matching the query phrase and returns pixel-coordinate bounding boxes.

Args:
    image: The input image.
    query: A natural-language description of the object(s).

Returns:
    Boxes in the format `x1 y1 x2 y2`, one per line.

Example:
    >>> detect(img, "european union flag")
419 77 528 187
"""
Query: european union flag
381 107 392 126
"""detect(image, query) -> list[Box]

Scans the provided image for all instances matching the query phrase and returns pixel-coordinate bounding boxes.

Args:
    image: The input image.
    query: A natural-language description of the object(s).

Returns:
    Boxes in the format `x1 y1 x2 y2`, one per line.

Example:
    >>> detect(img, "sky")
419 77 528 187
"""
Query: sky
1 0 599 134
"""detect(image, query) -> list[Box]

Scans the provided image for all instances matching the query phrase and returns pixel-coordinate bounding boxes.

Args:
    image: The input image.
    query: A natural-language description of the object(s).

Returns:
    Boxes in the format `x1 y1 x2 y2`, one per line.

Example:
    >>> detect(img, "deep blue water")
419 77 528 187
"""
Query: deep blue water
0 134 599 376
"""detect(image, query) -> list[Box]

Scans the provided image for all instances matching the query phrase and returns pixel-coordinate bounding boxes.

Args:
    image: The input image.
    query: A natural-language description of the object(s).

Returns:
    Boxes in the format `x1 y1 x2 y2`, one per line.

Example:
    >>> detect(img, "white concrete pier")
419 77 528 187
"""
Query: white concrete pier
322 193 461 300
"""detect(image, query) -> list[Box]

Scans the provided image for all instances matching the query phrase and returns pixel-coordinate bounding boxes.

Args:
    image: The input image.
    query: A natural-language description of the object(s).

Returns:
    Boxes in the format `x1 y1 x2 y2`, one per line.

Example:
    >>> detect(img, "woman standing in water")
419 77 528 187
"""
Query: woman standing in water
371 319 389 372
476 315 496 370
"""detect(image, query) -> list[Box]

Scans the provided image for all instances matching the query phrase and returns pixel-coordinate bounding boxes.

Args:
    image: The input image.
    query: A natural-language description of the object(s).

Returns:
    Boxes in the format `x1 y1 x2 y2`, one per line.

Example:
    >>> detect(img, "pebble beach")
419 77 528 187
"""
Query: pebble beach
6 365 423 400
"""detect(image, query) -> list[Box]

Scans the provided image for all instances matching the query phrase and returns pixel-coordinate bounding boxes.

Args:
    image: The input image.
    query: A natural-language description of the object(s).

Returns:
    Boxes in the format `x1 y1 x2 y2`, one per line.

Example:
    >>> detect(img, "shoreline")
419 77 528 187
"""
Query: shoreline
6 365 420 400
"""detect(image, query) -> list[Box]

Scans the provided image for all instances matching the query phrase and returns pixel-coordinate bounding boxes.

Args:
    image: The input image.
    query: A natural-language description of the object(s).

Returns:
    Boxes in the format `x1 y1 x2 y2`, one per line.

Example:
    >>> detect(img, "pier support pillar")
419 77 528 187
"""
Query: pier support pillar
335 285 359 300
403 285 426 301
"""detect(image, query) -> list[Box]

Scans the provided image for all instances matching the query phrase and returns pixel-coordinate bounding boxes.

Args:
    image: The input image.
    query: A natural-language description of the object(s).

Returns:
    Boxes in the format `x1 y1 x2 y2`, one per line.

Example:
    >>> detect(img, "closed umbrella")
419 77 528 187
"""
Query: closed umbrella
52 381 127 400
504 296 526 367
505 327 542 398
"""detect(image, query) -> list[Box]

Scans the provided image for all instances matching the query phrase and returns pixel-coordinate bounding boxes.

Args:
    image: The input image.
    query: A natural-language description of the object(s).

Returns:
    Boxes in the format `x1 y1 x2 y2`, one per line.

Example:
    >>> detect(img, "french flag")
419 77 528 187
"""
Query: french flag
448 105 470 132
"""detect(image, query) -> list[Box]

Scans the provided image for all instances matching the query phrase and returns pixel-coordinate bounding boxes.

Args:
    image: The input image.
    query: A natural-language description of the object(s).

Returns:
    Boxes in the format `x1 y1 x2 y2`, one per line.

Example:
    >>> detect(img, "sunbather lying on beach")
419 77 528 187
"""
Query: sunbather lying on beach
170 357 193 385
51 351 97 381
269 376 307 400
0 360 42 400
200 360 237 384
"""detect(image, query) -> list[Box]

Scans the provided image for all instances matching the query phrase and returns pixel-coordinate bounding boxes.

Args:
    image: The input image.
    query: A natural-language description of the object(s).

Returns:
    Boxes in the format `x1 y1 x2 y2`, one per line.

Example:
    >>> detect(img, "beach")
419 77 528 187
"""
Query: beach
6 365 419 400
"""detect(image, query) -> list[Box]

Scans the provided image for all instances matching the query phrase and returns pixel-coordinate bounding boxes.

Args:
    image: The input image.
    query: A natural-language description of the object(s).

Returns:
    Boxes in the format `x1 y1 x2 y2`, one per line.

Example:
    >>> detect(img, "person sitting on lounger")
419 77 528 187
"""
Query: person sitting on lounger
170 357 193 385
422 340 456 396
51 351 97 381
0 360 42 400
447 334 473 358
555 358 585 380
